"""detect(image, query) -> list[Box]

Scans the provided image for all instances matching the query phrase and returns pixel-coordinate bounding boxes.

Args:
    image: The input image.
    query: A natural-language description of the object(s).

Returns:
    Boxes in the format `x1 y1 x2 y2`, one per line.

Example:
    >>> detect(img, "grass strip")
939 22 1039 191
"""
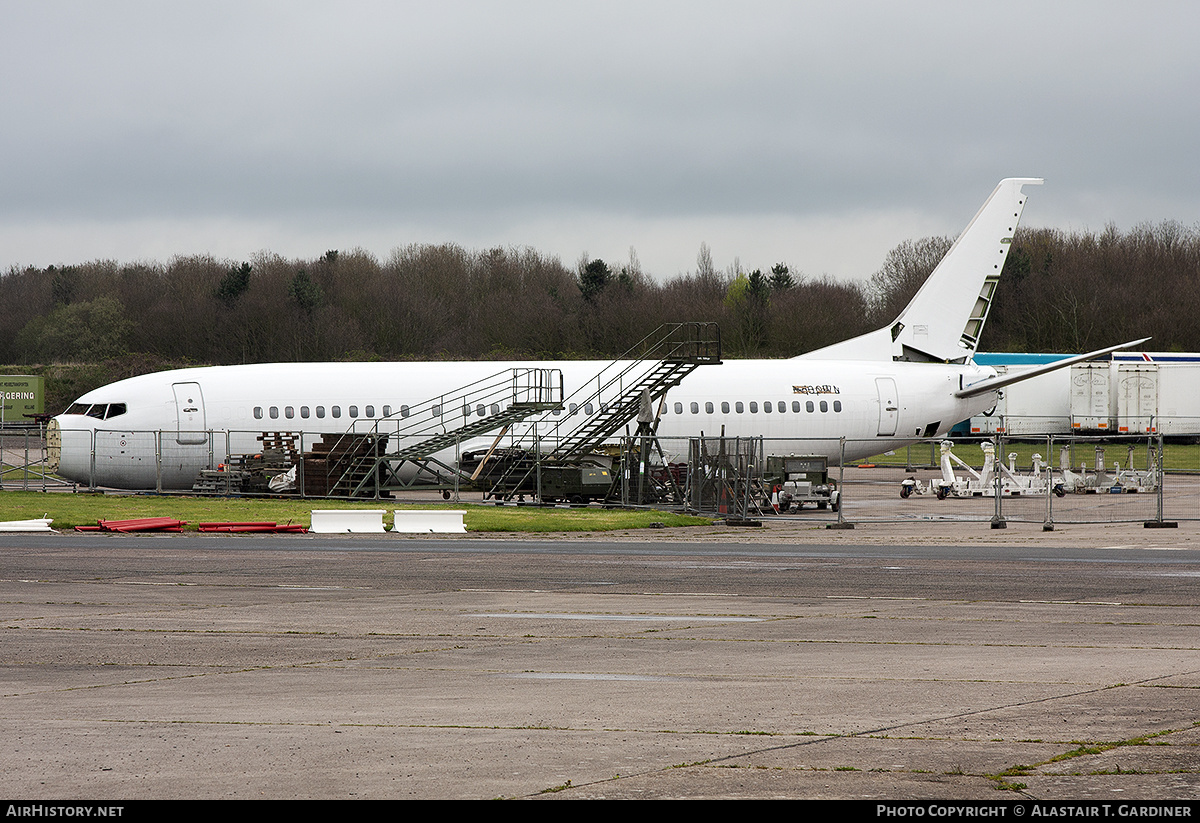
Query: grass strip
0 490 712 533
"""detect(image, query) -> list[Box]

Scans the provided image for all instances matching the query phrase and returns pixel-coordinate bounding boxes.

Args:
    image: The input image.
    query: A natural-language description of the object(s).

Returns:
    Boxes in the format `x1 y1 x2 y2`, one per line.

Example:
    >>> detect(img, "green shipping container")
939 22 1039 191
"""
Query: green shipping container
1 375 44 423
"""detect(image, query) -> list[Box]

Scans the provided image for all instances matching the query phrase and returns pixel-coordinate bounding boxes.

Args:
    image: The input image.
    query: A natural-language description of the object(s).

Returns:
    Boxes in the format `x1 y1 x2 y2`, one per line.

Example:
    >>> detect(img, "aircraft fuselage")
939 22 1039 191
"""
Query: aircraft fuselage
50 358 998 490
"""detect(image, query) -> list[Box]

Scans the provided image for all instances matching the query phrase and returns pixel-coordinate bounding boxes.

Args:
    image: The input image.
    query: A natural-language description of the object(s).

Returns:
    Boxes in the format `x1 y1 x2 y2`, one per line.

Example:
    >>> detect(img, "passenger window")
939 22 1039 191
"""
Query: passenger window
690 402 699 414
569 403 578 416
477 404 486 417
300 406 310 419
820 401 828 412
792 401 801 413
254 407 263 420
400 405 410 418
749 402 758 413
332 406 341 419
833 400 842 412
735 402 744 413
365 405 375 418
431 405 440 417
721 401 730 414
269 406 279 419
316 406 325 419
584 403 594 415
763 401 771 414
349 405 359 418
705 402 714 414
383 405 391 417
285 406 294 419
490 404 500 415
777 401 786 413
674 402 683 414
806 401 814 413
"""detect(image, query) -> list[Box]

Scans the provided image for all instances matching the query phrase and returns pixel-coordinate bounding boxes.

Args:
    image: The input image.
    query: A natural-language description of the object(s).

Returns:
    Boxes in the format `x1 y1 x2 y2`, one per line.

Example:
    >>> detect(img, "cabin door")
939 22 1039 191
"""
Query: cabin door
172 382 207 445
875 377 898 437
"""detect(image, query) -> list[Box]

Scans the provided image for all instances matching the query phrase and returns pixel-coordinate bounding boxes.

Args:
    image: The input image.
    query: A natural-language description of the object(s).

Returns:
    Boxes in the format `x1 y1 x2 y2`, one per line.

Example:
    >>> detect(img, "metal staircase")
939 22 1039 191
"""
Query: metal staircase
547 322 721 460
307 367 563 497
485 322 721 501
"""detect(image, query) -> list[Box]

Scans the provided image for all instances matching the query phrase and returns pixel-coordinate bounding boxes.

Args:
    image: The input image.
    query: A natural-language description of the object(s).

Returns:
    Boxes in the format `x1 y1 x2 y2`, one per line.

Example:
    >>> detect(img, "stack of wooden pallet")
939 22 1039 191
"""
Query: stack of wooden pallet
191 432 302 495
191 467 252 494
256 432 301 465
301 433 389 497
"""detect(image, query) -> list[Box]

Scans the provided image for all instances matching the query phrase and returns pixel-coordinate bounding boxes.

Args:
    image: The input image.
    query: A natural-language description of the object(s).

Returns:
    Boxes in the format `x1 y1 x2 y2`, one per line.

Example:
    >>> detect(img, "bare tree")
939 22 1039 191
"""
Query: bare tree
867 236 953 324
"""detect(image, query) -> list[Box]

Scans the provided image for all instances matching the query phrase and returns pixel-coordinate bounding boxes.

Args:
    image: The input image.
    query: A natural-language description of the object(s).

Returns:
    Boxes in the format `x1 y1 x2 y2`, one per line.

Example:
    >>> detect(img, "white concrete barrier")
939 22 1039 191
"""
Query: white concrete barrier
392 510 467 534
309 509 386 534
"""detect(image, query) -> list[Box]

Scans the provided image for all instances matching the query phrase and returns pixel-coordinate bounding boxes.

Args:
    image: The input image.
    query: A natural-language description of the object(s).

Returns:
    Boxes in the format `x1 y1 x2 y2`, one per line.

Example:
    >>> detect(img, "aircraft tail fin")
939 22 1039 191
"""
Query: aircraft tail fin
802 178 1043 362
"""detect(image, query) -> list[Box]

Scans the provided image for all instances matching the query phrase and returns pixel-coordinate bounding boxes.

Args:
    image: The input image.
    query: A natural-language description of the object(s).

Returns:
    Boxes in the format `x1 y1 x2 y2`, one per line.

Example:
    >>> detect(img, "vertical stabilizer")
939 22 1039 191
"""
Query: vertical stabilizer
802 178 1043 362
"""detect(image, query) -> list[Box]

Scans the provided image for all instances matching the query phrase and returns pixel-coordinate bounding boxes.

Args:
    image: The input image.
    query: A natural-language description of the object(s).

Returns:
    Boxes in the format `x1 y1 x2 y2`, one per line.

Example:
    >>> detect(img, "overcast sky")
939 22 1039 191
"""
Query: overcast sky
3 1 1198 283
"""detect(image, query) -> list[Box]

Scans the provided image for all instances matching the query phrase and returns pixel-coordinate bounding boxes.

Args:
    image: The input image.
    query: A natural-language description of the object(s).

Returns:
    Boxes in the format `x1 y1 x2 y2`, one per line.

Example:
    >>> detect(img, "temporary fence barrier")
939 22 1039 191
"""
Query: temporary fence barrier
8 425 1198 527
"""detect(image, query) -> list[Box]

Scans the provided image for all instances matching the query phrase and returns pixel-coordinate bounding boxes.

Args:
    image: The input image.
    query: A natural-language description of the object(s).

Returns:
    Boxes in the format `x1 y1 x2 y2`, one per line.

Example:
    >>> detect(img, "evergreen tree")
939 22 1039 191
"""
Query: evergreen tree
289 269 323 315
215 262 252 306
579 258 612 302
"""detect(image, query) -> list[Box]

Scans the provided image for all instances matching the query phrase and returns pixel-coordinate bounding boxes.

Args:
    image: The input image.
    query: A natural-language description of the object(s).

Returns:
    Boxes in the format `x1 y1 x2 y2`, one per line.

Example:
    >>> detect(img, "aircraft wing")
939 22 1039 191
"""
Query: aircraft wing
956 338 1152 399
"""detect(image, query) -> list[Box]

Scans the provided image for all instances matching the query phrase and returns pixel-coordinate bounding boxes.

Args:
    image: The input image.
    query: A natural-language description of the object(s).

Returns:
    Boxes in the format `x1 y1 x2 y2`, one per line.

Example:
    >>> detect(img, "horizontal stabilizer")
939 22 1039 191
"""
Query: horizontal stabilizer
956 338 1153 398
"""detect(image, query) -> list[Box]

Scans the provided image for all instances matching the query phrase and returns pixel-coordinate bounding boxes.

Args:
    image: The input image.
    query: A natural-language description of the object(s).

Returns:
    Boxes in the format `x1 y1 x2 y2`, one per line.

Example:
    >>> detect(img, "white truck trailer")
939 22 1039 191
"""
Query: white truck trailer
960 352 1200 438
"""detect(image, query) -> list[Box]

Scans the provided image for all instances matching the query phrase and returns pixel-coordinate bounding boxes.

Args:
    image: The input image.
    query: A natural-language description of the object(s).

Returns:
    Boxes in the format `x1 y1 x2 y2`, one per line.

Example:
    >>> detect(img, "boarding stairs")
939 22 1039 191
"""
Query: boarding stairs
485 322 722 501
308 367 564 497
550 322 721 460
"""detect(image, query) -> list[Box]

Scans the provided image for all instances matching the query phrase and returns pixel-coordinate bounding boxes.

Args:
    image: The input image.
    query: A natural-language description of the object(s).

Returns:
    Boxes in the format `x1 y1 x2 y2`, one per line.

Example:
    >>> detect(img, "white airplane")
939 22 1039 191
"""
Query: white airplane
48 178 1144 492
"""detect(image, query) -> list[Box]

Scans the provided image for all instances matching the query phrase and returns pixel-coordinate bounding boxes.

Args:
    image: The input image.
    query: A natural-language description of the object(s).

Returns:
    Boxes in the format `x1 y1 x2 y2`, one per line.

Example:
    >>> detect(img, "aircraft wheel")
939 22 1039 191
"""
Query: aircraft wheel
900 485 912 499
936 486 948 500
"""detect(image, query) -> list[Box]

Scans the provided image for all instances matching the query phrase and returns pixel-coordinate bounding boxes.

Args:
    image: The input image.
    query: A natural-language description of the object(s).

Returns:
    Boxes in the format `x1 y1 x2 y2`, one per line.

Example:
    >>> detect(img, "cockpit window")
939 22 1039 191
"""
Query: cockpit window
64 401 127 419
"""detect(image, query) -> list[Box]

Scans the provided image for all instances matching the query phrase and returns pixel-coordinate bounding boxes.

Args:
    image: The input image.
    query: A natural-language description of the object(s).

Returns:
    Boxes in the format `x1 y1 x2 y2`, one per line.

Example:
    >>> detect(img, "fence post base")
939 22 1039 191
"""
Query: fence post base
825 521 855 530
1144 520 1178 528
990 516 1007 530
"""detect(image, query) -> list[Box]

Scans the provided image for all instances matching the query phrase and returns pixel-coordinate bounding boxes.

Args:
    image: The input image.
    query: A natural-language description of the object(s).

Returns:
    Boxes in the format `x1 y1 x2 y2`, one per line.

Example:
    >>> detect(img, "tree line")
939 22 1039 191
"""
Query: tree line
2 221 1198 412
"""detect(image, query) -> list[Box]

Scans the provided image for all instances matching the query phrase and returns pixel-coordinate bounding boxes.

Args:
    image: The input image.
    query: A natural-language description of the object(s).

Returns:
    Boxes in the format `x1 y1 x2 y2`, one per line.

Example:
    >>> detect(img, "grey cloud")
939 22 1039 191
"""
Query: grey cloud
2 1 1198 275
